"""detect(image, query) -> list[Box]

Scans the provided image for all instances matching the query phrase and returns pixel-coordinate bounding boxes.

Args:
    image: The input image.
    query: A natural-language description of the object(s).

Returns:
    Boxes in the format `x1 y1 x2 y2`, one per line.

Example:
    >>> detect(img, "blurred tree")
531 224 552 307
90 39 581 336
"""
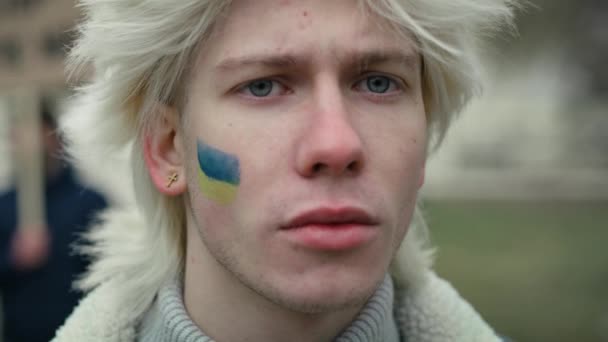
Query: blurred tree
493 0 608 168
574 0 608 96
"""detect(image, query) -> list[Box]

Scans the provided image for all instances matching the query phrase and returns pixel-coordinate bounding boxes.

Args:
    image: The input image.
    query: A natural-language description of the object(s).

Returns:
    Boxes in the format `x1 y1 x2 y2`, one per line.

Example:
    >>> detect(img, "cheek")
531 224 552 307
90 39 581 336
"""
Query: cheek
387 141 423 247
375 123 426 213
187 176 240 247
380 122 426 174
185 144 255 238
399 140 426 198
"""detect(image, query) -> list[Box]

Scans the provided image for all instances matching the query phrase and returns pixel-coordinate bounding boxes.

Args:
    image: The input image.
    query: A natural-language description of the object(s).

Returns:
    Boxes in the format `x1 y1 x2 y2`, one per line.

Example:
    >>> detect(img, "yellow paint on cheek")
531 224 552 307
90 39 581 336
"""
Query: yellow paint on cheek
198 168 238 205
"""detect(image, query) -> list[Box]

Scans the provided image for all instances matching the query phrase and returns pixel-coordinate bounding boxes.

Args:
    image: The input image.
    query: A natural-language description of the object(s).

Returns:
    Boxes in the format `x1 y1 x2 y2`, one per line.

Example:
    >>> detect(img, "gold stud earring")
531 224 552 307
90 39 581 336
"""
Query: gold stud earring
166 172 179 188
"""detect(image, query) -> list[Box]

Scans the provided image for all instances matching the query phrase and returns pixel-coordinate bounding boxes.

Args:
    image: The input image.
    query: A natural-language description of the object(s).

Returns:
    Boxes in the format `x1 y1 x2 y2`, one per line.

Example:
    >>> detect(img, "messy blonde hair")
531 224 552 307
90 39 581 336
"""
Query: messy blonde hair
62 0 516 316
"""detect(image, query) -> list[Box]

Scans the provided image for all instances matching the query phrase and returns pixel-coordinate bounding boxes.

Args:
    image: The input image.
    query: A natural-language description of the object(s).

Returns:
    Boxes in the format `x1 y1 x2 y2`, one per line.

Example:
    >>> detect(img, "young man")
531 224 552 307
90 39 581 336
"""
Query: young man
54 1 517 341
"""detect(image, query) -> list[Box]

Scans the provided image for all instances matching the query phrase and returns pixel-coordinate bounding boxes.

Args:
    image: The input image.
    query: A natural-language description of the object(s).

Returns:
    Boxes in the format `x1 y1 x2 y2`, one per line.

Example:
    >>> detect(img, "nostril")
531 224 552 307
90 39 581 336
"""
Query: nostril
312 163 324 173
310 160 360 175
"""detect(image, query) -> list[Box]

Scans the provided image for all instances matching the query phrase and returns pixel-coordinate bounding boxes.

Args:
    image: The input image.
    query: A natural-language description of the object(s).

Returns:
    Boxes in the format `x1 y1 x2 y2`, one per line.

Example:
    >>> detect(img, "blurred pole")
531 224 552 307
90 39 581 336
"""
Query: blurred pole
8 89 46 231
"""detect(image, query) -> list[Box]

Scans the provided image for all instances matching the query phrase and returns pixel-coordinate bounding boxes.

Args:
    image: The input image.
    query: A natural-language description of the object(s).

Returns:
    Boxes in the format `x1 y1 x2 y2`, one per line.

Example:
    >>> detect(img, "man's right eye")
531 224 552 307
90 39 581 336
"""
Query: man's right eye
247 80 273 97
239 79 288 98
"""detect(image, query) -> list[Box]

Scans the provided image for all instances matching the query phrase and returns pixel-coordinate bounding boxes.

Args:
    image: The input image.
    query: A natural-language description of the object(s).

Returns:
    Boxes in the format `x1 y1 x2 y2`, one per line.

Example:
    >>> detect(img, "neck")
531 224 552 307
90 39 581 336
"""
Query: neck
183 224 362 342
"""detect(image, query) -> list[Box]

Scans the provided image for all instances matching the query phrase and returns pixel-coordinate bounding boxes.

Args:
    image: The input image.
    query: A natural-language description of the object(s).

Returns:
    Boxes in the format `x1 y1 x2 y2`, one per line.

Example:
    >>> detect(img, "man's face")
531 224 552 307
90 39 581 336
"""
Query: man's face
182 0 426 312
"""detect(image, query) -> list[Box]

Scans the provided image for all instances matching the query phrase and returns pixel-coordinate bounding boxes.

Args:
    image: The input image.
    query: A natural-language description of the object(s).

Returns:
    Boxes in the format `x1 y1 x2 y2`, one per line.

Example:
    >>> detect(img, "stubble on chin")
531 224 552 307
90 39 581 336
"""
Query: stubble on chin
211 244 382 315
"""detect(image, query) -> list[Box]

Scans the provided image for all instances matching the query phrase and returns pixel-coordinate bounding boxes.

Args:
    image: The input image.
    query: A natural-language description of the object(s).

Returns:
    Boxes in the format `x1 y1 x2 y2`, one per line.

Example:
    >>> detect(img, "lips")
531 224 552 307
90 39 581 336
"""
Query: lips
280 207 379 251
282 207 378 230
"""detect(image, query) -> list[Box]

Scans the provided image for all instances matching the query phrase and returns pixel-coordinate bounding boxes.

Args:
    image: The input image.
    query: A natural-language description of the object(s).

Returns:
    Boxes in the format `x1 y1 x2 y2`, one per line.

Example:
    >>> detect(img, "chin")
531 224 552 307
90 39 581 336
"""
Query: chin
268 283 377 314
258 265 387 314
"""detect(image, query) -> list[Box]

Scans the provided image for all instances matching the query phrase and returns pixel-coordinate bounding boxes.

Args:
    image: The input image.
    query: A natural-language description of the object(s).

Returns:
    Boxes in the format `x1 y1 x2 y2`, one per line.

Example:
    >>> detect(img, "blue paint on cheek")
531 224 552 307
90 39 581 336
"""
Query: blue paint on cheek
197 139 240 185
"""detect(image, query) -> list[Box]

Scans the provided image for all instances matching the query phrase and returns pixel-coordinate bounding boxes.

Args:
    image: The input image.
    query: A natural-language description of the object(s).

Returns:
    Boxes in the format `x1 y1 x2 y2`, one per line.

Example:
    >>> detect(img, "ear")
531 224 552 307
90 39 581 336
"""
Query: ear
143 104 187 196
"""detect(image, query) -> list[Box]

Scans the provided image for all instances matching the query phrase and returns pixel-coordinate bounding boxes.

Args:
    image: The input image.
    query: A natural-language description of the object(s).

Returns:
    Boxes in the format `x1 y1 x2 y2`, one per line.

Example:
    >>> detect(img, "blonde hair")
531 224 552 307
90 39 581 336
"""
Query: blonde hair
62 0 517 316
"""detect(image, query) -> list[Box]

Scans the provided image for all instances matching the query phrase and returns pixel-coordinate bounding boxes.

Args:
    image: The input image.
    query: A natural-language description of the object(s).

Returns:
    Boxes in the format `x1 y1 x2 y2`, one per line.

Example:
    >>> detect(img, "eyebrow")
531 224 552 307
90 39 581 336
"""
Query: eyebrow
214 49 419 73
349 50 420 72
215 54 299 71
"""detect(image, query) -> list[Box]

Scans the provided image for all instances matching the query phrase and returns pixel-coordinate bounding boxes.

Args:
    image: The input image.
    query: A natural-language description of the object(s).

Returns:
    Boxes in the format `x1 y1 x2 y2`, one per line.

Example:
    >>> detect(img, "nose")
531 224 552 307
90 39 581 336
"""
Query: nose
295 80 365 178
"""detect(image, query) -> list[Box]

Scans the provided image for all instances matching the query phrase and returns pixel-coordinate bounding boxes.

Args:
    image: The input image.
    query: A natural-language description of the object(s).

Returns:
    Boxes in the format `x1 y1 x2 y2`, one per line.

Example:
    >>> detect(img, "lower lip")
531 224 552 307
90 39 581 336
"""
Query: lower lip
281 224 377 251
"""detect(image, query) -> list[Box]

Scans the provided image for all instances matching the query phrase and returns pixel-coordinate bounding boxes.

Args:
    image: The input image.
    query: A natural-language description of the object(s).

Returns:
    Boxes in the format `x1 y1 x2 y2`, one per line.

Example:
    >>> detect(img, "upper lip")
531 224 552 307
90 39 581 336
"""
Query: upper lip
282 207 378 230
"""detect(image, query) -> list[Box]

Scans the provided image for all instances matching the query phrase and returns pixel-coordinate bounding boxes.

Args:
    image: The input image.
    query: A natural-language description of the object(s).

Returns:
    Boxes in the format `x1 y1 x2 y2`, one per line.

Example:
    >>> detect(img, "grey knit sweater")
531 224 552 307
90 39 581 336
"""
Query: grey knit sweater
137 275 400 342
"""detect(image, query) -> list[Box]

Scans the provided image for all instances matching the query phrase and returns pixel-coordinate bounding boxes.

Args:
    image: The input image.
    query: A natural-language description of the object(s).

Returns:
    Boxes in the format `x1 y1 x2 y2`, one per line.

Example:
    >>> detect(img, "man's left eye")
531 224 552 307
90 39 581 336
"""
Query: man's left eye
356 75 400 94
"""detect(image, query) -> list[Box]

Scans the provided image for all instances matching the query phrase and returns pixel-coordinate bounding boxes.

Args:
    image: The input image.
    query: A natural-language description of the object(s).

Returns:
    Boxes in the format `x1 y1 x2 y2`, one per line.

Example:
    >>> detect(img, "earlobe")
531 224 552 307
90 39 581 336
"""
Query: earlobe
143 105 187 196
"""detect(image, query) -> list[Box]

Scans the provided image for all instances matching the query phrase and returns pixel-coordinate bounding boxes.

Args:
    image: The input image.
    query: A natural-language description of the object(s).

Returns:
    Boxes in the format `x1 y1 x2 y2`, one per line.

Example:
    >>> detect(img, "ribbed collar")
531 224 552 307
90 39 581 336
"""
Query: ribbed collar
138 274 399 342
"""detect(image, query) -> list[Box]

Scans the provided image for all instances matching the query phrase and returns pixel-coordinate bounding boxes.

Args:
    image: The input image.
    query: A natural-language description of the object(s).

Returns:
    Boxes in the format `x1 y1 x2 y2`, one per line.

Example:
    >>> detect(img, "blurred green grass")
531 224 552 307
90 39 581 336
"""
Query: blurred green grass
425 200 608 342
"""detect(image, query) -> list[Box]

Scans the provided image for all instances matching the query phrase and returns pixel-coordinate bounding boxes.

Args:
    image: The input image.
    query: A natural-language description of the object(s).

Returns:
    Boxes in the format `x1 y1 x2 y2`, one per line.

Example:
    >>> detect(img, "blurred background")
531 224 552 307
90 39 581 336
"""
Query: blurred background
0 0 607 341
422 1 608 341
1 2 108 342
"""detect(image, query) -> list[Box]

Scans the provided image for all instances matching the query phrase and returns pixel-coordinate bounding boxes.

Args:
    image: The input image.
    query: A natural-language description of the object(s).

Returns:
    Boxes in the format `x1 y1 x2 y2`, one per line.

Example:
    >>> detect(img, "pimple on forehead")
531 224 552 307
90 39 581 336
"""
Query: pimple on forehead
297 8 313 30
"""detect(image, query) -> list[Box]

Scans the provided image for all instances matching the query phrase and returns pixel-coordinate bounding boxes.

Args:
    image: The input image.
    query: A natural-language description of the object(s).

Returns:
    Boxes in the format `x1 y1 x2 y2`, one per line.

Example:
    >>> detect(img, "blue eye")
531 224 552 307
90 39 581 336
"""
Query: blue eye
366 76 392 93
353 75 402 95
247 80 273 97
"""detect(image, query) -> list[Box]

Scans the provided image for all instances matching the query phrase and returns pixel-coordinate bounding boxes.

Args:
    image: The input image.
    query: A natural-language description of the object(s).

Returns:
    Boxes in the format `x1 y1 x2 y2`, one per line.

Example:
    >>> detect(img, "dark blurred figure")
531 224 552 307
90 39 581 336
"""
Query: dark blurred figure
576 0 608 96
0 100 108 342
569 0 608 167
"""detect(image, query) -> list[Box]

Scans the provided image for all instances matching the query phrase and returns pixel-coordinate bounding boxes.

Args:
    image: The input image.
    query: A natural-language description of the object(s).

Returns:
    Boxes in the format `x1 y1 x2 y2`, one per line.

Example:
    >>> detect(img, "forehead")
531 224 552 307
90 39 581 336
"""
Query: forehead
199 0 417 67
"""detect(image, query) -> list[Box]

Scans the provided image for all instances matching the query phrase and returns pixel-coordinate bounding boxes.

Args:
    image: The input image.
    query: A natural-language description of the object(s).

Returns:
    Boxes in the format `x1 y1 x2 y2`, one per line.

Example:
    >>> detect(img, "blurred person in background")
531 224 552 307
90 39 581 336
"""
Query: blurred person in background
0 99 108 342
577 0 608 96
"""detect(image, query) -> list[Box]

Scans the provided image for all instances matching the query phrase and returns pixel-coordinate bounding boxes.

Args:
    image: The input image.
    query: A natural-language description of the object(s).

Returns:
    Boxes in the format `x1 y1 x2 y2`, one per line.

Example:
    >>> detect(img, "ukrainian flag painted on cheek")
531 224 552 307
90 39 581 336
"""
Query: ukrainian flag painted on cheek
197 139 240 205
